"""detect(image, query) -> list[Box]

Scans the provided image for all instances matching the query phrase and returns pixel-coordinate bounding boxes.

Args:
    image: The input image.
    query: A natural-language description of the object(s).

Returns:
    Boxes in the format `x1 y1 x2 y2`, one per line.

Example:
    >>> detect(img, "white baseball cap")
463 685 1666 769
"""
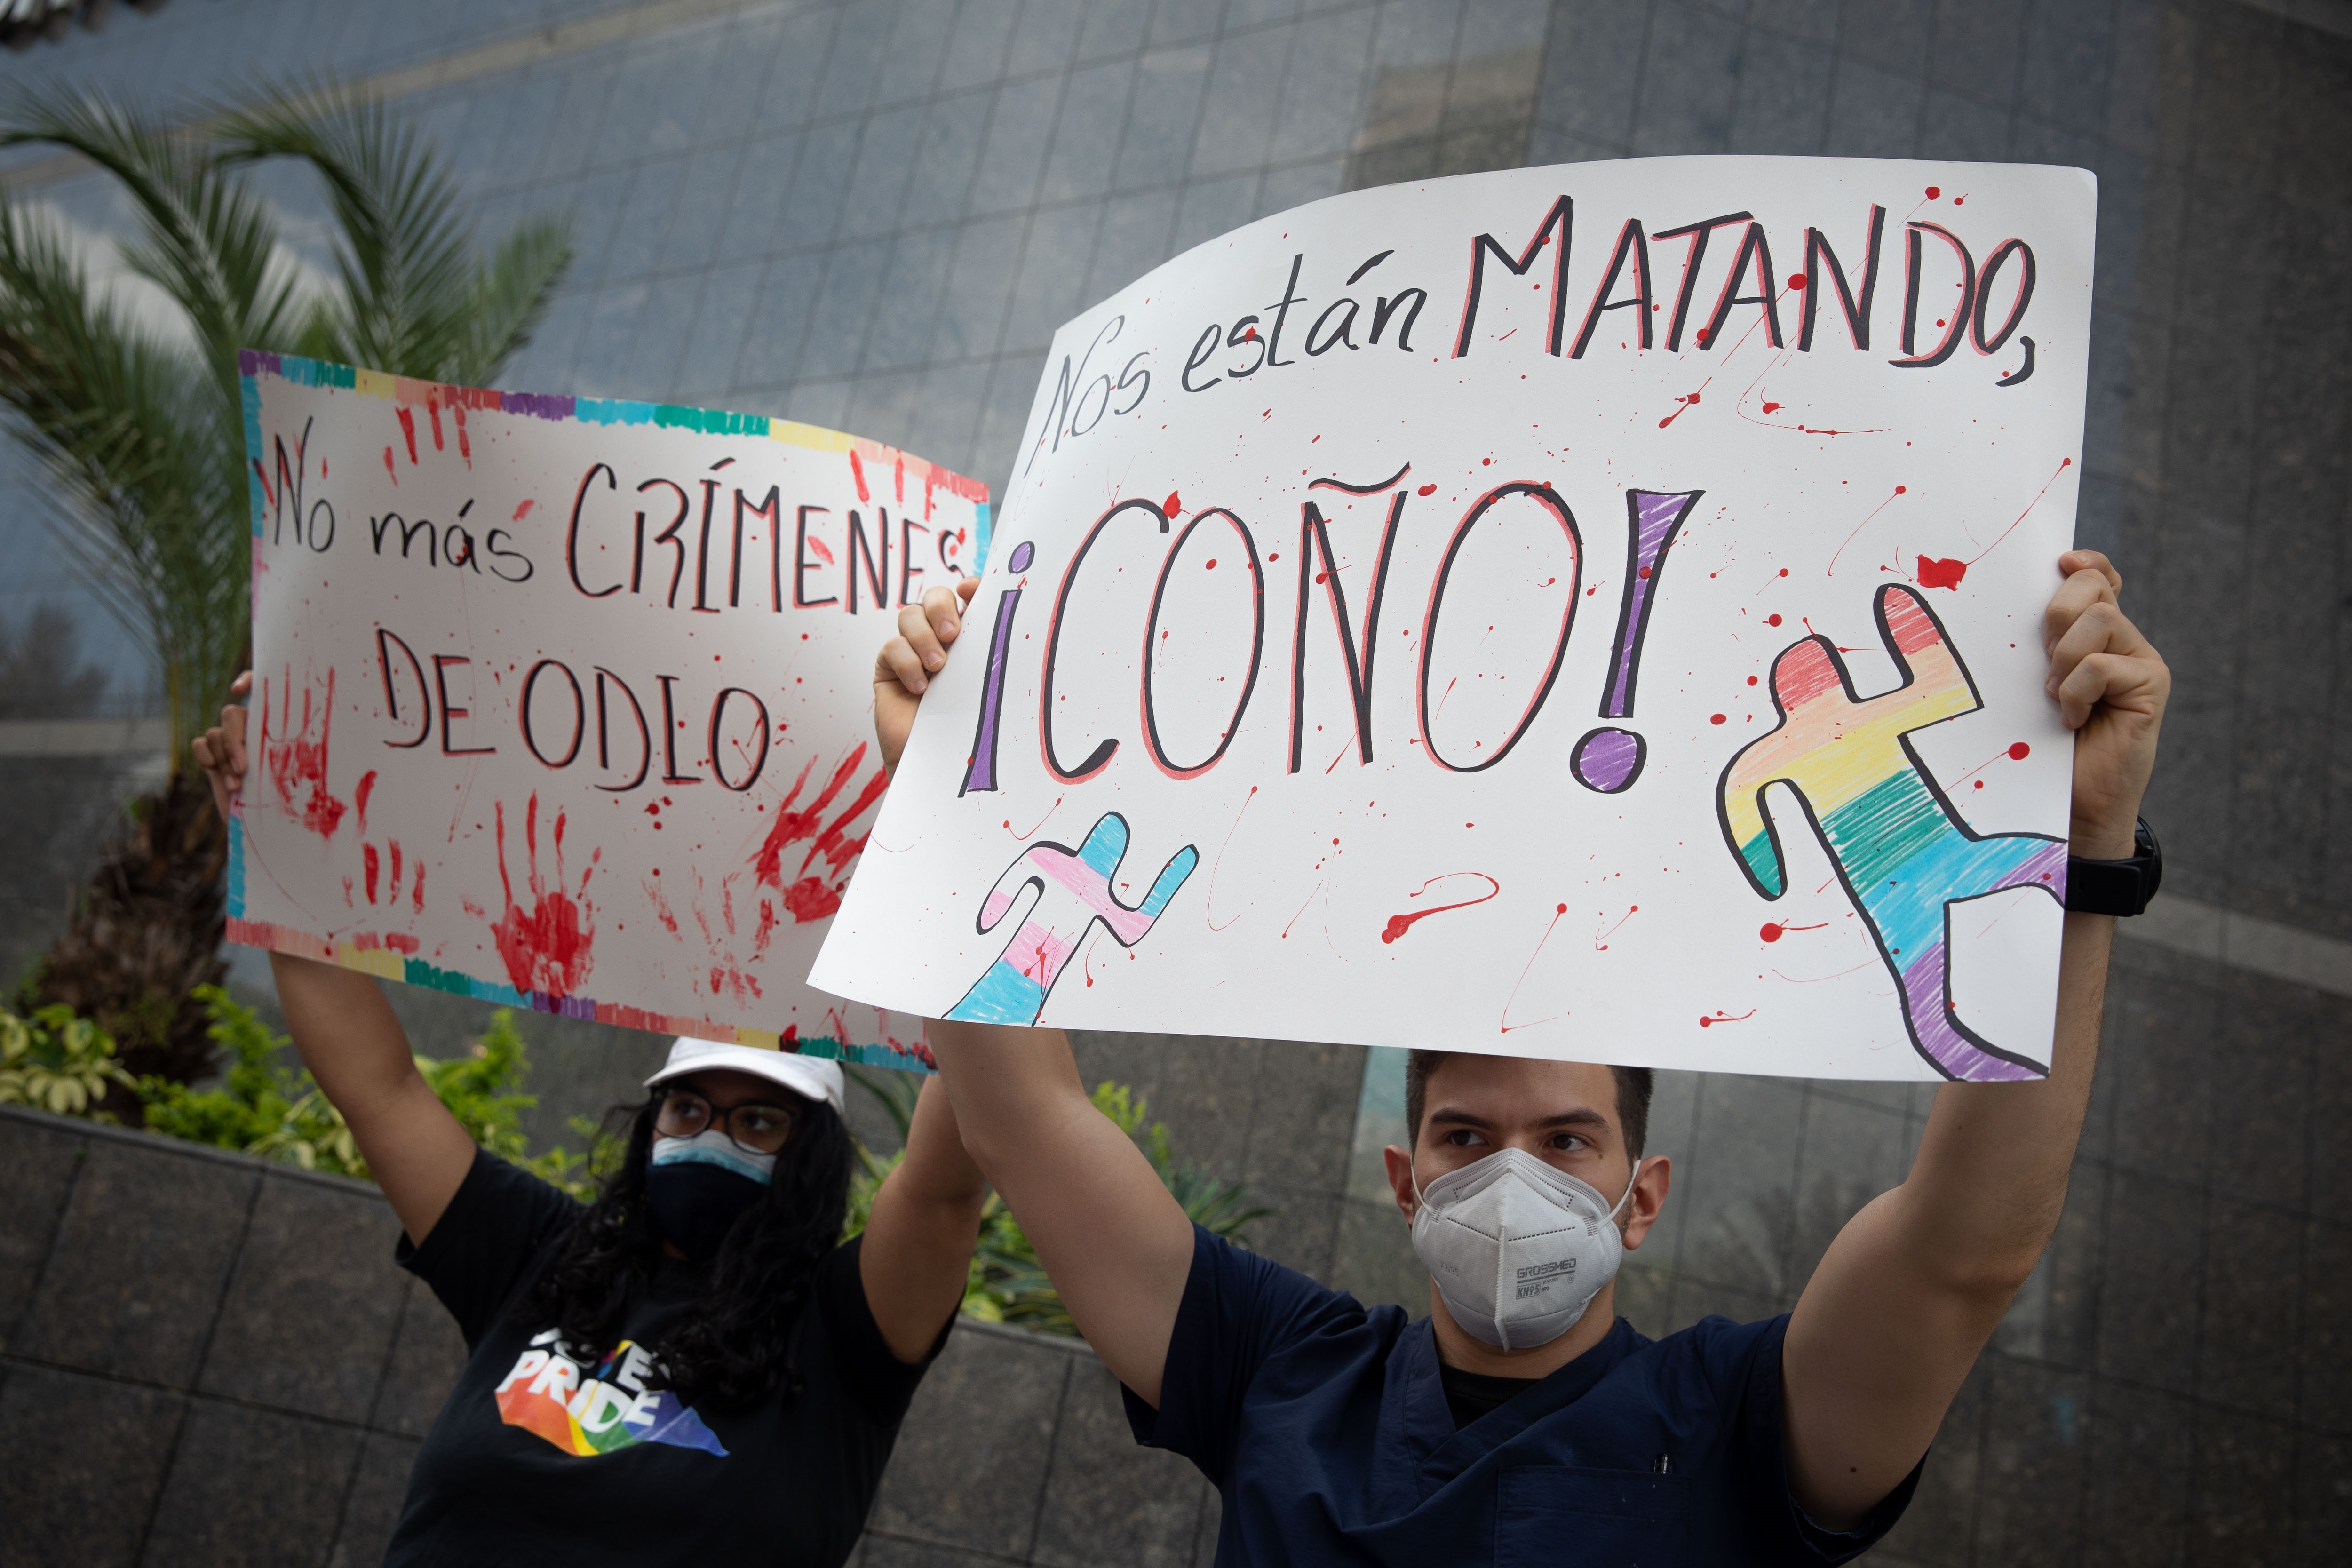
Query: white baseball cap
644 1036 844 1117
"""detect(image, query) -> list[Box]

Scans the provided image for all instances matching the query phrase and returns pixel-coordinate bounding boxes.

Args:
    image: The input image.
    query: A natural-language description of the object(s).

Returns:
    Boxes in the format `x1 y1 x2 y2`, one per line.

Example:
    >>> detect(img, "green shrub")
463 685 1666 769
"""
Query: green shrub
841 1067 1273 1337
25 986 618 1196
0 1003 135 1118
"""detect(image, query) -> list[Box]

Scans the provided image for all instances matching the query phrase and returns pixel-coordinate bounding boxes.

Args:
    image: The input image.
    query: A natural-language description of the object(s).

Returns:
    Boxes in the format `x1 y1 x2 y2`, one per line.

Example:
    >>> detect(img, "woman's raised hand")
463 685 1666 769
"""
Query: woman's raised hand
873 578 977 775
191 670 254 823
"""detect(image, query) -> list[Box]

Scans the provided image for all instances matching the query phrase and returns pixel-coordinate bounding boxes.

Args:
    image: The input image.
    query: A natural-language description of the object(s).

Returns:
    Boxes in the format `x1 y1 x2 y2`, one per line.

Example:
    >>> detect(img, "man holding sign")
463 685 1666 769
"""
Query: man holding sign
876 546 2165 1560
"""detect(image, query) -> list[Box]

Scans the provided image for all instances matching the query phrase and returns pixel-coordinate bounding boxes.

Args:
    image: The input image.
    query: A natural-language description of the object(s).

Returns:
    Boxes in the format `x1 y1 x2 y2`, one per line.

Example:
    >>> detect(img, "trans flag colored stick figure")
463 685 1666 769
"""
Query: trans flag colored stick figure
1716 584 2066 1082
946 813 1200 1026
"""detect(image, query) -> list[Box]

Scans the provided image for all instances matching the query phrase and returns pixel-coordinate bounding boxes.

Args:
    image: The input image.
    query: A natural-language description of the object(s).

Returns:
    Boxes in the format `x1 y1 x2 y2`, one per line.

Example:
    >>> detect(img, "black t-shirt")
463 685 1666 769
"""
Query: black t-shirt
386 1149 939 1568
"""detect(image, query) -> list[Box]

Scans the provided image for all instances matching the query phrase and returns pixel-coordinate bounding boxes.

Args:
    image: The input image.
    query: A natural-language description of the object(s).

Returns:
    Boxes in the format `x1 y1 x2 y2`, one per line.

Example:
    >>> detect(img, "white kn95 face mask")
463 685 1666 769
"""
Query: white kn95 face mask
1410 1146 1644 1351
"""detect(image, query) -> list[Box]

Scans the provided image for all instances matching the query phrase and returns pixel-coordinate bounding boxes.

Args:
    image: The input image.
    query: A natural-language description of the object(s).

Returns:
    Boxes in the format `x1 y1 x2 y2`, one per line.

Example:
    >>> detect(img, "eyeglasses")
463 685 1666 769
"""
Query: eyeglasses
654 1089 795 1155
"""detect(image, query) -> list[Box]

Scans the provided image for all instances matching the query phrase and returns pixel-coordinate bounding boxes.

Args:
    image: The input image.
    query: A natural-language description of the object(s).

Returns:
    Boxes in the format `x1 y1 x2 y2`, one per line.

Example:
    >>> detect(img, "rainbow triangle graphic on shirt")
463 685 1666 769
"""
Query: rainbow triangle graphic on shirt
493 1336 727 1457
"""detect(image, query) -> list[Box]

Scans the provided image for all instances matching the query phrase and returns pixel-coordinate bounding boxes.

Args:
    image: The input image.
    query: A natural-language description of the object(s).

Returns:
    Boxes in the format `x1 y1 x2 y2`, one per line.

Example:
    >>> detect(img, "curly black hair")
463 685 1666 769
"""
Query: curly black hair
513 1089 854 1412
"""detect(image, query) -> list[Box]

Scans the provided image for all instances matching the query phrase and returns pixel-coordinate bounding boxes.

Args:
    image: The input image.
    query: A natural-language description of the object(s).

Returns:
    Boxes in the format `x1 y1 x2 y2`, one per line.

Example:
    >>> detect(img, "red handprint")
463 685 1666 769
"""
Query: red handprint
749 743 890 926
490 794 598 1002
259 665 348 838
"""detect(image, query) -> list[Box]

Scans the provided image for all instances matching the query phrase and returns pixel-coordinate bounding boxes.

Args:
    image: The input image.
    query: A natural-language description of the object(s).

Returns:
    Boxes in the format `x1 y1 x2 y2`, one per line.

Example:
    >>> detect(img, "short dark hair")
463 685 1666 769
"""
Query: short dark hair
1404 1051 1655 1159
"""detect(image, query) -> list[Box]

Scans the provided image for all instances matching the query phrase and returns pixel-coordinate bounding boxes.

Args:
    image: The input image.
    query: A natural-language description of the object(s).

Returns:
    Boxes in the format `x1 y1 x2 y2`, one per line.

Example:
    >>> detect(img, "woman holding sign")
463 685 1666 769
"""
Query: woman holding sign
195 684 985 1568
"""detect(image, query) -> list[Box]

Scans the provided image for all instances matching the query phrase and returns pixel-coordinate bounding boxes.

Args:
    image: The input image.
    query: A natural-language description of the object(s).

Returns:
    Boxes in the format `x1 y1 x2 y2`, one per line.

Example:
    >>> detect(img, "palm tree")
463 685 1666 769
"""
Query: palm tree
0 81 572 1097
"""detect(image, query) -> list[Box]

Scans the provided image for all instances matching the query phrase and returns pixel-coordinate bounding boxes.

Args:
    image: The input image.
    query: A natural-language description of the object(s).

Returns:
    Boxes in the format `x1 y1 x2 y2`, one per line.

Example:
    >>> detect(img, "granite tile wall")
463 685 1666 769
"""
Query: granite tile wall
0 1105 1216 1568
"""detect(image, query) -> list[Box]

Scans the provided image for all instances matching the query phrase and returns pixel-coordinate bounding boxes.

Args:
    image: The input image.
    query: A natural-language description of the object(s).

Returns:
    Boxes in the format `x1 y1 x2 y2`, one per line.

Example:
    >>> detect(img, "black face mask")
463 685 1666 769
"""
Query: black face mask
645 1162 767 1260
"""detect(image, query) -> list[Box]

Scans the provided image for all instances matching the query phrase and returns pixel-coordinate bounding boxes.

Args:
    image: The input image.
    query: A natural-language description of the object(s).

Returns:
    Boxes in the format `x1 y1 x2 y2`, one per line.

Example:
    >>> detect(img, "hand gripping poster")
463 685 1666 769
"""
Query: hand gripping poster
813 157 2096 1082
230 353 987 1067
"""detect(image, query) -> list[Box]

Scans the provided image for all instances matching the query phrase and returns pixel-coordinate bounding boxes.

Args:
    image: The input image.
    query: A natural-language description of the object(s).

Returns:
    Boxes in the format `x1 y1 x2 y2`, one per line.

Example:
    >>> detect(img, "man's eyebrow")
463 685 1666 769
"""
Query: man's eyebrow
1427 1106 1611 1133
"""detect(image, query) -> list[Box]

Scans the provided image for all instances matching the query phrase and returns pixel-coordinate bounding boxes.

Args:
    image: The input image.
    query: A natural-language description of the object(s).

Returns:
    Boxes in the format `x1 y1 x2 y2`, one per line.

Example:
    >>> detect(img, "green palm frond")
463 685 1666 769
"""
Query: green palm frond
0 79 574 768
0 200 238 749
213 80 572 386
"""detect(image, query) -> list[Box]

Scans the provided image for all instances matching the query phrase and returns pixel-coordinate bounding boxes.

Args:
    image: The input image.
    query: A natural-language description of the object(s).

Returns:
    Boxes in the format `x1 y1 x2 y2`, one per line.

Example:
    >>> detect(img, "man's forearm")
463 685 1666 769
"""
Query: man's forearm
923 1019 1093 1174
1902 908 2112 1288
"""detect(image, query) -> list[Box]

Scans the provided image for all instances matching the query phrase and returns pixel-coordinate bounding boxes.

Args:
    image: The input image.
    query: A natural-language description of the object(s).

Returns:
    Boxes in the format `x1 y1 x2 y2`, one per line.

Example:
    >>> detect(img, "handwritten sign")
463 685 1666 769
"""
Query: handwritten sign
230 353 987 1067
813 157 2094 1082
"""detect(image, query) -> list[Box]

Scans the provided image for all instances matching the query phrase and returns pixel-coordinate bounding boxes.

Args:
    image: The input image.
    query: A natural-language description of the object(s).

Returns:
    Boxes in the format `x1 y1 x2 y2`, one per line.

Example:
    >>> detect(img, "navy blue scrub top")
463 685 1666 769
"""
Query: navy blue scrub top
1123 1226 1920 1566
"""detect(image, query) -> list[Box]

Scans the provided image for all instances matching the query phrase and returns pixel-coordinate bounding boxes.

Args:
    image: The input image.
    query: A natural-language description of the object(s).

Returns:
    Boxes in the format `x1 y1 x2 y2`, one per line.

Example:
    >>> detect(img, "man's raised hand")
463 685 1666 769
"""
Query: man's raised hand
2043 550 2169 860
191 670 254 824
874 578 977 775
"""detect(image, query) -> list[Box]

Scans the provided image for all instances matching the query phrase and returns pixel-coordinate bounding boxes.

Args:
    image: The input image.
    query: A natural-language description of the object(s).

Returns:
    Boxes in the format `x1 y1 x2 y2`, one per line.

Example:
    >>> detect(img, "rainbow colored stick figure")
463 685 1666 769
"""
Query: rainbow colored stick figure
1717 584 2066 1081
946 813 1199 1026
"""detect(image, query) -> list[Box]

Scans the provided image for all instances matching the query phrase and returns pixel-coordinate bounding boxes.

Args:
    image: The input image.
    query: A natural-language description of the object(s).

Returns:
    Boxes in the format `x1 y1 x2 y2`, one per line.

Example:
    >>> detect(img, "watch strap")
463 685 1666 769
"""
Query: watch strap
2064 817 2161 917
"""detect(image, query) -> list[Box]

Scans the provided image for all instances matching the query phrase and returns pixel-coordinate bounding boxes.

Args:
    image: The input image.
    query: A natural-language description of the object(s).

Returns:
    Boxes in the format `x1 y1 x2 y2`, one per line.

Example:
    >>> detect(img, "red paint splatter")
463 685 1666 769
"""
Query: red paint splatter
1766 613 1782 626
1659 389 1705 429
396 406 417 464
363 843 380 903
1947 457 2074 576
1164 490 1182 516
849 448 871 502
1593 904 1639 951
753 898 779 955
1759 921 1826 942
2008 741 2031 760
1379 872 1499 944
1788 274 1806 290
354 770 378 833
427 401 445 452
1916 555 1968 589
1710 713 1727 724
1698 1009 1756 1027
1205 557 1217 569
806 533 836 566
1205 786 1258 932
781 876 842 923
1500 902 1573 1032
1926 185 1941 199
1760 401 1780 413
1828 483 1910 576
490 796 597 1000
752 745 890 917
1694 328 1711 345
412 861 425 913
1417 484 1436 496
389 841 402 894
385 933 418 955
260 668 348 838
513 499 535 524
382 446 397 483
455 404 470 467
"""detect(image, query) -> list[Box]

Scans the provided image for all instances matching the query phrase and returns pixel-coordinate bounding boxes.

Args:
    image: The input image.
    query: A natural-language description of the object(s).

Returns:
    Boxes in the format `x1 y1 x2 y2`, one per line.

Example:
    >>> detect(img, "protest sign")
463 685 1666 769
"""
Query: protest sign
230 352 987 1067
813 156 2095 1082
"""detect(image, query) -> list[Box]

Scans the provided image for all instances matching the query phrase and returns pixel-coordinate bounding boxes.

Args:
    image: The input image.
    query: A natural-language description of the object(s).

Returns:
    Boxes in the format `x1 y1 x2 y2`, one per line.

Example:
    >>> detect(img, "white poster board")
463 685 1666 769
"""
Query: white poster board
230 353 988 1068
814 157 2094 1082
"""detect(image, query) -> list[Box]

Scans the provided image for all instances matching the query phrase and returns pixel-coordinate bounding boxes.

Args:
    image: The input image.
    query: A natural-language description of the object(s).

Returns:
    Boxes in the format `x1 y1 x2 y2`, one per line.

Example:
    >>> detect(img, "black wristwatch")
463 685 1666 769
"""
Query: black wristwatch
2065 817 2162 916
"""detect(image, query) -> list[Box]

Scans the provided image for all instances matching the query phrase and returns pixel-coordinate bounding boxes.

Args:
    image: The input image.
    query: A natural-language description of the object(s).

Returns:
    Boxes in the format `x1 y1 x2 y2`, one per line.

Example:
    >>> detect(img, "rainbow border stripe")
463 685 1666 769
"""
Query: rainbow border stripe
237 349 989 551
230 351 975 1070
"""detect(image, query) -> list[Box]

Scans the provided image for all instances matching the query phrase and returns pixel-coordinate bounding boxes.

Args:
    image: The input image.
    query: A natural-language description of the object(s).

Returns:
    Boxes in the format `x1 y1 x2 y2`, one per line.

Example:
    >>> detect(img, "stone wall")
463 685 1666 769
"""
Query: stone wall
0 1105 1213 1568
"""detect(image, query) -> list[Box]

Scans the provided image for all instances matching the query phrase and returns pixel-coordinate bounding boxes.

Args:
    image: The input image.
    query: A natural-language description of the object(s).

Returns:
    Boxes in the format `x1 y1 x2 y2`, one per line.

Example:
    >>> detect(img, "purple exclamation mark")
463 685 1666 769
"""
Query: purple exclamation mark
1570 489 1703 793
958 541 1034 797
